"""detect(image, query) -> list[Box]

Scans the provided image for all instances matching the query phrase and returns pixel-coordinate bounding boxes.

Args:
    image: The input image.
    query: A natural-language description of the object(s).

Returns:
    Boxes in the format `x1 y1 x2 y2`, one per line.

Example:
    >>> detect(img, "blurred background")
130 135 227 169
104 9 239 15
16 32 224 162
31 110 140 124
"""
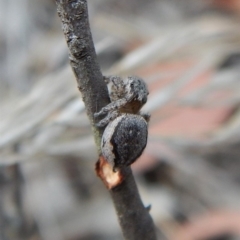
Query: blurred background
1 0 240 239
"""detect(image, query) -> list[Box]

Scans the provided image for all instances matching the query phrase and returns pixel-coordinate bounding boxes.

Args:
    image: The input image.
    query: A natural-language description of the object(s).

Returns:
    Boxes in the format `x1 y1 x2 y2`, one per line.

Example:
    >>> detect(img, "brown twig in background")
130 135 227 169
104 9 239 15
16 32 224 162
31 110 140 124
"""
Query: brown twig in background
55 0 157 239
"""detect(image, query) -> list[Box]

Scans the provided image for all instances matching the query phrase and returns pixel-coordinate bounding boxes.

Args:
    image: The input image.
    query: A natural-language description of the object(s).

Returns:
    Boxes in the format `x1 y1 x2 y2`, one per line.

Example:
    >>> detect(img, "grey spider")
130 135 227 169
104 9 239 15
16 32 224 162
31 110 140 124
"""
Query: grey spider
95 75 150 171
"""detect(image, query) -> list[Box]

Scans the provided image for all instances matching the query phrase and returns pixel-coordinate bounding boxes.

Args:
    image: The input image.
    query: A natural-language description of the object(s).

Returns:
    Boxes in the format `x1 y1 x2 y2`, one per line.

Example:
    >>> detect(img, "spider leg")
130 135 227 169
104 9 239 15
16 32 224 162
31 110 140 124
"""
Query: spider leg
94 98 129 118
140 112 151 122
96 110 120 127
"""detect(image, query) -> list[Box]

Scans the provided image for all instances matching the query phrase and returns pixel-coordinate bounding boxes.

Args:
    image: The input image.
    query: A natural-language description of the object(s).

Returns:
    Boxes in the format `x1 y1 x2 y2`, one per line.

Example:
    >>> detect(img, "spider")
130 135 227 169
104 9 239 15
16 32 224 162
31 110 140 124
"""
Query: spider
95 75 150 171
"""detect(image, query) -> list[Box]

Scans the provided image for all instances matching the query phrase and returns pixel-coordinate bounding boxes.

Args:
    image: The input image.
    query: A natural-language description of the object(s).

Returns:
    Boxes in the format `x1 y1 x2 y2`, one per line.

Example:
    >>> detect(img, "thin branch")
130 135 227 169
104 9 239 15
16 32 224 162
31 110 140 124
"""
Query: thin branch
56 0 109 151
55 1 157 239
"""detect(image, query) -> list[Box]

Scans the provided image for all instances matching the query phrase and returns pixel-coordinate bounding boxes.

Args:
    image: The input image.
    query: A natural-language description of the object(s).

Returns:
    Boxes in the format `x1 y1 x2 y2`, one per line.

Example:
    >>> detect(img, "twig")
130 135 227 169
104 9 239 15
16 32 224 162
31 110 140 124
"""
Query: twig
55 0 109 151
55 1 157 239
96 156 157 239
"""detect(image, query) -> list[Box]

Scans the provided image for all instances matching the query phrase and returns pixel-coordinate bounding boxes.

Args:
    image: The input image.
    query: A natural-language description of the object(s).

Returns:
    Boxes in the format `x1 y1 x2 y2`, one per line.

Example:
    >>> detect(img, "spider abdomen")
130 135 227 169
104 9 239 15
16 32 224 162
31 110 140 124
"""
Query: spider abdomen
101 114 148 171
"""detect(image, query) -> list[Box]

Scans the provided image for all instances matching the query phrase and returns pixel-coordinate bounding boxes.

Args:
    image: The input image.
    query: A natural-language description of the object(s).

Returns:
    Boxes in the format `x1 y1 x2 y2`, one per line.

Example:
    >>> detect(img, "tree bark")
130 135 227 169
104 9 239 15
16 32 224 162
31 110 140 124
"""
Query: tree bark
55 1 157 239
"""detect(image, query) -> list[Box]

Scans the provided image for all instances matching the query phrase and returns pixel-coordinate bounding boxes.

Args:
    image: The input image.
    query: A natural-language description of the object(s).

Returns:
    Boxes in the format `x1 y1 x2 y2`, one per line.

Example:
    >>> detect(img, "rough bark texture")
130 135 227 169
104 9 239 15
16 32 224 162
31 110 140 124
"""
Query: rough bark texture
56 0 109 151
110 166 157 240
56 1 157 239
96 156 157 240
